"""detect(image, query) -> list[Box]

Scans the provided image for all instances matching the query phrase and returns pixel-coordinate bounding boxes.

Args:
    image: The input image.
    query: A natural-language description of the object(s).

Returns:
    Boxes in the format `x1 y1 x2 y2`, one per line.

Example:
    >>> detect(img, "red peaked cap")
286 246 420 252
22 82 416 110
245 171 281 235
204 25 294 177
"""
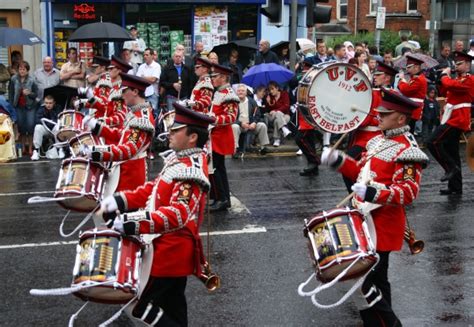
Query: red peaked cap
109 55 133 73
376 87 419 115
195 57 213 69
374 61 398 76
171 102 215 130
453 51 474 63
120 73 150 92
211 63 233 75
405 55 424 67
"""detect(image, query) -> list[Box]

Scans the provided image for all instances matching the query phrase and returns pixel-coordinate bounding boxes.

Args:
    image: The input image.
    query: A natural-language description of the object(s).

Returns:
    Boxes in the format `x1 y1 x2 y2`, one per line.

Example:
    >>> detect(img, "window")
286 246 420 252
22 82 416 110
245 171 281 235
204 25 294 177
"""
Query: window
407 0 417 12
443 0 470 21
458 0 470 19
338 0 348 20
369 0 376 15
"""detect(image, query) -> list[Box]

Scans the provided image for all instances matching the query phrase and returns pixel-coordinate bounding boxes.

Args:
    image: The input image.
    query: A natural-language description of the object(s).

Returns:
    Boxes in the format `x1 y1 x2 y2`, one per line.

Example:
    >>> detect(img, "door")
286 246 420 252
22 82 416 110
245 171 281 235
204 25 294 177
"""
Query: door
0 10 23 65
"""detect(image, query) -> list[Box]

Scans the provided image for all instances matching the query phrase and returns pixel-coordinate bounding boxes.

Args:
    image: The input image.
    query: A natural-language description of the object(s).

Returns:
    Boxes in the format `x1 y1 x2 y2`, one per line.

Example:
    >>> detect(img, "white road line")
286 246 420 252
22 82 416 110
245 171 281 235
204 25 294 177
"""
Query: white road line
0 226 267 250
0 190 52 197
229 194 251 214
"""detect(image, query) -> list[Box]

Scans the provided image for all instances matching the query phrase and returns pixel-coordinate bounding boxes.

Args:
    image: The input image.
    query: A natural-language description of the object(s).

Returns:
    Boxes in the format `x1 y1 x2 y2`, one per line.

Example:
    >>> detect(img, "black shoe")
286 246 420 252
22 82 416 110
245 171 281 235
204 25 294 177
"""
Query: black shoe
259 147 268 155
299 164 319 176
232 152 241 159
209 200 229 212
440 167 460 182
439 189 462 195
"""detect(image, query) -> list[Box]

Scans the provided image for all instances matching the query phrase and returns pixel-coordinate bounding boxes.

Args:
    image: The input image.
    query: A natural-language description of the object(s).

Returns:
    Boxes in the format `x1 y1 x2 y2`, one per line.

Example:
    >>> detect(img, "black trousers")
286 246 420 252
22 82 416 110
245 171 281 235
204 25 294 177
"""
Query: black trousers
294 129 321 165
360 252 402 327
342 145 364 193
426 124 462 191
132 277 188 327
210 152 230 202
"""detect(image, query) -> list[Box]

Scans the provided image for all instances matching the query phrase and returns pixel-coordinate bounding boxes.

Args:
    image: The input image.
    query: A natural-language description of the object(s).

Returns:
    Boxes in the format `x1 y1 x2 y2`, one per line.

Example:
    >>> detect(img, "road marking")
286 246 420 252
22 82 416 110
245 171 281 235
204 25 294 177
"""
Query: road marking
0 225 267 250
0 190 52 197
229 194 251 214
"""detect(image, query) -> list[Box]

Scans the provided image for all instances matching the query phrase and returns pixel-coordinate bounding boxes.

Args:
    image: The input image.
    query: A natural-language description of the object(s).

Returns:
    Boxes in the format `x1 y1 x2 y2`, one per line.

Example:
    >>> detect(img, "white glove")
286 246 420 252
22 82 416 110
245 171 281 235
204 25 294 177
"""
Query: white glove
321 147 339 166
113 215 125 233
79 144 92 158
351 182 368 200
77 87 88 96
101 196 118 213
176 100 187 106
290 104 297 114
73 99 88 108
83 115 97 131
186 100 196 107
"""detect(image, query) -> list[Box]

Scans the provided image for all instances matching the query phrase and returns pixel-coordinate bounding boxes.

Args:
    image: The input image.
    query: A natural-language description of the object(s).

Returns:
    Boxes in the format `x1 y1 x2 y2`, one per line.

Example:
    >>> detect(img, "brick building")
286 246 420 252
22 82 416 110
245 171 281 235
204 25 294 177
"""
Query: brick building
314 0 431 40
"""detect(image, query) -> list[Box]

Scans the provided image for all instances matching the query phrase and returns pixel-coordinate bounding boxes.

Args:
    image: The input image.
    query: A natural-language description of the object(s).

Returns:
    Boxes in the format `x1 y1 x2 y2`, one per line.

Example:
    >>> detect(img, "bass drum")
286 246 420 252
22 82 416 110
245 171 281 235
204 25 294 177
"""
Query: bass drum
297 62 372 133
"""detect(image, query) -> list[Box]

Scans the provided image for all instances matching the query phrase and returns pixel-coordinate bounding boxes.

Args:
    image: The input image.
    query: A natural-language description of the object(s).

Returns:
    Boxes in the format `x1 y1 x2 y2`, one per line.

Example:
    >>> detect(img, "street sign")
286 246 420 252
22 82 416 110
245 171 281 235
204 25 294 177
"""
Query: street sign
376 7 386 29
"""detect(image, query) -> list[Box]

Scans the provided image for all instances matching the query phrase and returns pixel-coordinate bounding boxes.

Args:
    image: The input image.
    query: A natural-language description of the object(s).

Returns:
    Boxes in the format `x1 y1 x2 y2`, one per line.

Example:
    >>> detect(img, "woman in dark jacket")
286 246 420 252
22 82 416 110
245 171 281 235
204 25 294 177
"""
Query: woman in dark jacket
9 61 38 155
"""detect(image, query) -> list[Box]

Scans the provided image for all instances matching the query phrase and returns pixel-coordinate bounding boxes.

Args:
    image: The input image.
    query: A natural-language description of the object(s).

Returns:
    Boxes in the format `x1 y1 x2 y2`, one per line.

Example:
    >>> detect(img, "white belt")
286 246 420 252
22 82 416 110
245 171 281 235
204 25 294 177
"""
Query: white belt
359 126 380 132
409 97 424 103
449 102 471 110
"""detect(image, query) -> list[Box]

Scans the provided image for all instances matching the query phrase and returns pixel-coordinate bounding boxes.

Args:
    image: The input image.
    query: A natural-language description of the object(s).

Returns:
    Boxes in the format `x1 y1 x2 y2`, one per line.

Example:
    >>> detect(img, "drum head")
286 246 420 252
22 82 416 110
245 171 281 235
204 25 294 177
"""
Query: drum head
300 63 372 134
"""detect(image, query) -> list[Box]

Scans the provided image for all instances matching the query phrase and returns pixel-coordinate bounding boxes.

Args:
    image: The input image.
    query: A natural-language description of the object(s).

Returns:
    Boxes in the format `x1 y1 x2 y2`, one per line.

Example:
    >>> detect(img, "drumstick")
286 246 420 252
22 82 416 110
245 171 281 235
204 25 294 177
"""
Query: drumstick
351 105 379 119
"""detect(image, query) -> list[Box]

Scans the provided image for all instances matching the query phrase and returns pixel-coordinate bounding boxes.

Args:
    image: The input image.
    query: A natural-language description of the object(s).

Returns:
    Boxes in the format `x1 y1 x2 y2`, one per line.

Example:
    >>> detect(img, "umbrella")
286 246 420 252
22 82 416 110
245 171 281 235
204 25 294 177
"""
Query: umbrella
242 63 294 88
69 22 132 42
211 38 258 68
393 53 439 70
296 38 316 52
0 27 43 47
44 84 78 109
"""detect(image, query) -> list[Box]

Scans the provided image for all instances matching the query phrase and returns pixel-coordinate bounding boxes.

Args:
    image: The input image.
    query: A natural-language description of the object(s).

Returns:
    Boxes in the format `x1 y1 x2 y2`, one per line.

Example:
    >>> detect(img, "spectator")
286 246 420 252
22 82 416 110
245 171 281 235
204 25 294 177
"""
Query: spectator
193 41 204 60
468 39 474 57
34 56 60 103
137 48 161 117
265 81 291 147
333 44 348 63
31 95 63 160
9 61 38 156
232 84 269 156
421 86 440 147
344 41 355 59
437 43 455 71
255 39 280 65
277 46 290 69
453 39 465 53
160 51 192 111
207 52 219 64
120 48 138 75
223 49 243 84
0 97 17 162
0 62 10 96
253 85 267 109
368 45 383 62
395 35 416 57
327 47 335 57
7 50 22 77
314 41 335 63
60 47 86 88
354 51 371 79
174 44 193 68
368 56 378 76
383 50 394 67
123 26 147 65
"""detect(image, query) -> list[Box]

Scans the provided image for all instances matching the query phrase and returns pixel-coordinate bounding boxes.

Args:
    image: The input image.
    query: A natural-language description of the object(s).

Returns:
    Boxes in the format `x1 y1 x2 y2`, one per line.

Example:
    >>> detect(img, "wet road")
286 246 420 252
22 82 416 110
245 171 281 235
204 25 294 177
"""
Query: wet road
1 150 473 326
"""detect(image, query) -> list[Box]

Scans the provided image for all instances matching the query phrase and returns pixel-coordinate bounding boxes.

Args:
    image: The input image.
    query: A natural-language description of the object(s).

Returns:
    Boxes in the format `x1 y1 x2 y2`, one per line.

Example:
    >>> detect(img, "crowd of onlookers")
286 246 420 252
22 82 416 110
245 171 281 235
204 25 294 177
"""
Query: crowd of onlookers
1 26 473 163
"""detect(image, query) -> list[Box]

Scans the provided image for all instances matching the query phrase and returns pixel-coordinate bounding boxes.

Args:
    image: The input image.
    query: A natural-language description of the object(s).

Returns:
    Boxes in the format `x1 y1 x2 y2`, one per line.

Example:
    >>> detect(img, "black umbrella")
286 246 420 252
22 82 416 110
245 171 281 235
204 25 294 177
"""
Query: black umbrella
211 38 258 69
44 85 78 109
0 27 44 47
68 22 132 42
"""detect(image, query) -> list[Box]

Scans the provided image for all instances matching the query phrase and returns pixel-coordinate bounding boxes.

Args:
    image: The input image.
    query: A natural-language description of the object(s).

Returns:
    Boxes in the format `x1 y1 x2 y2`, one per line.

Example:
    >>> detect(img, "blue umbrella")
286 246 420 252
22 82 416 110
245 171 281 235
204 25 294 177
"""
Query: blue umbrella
242 63 294 88
0 27 44 47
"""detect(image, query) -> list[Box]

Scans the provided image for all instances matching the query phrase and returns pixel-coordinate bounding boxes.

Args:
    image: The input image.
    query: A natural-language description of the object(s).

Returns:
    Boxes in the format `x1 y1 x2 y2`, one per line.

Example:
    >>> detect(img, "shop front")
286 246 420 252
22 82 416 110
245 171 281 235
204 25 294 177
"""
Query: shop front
48 1 263 67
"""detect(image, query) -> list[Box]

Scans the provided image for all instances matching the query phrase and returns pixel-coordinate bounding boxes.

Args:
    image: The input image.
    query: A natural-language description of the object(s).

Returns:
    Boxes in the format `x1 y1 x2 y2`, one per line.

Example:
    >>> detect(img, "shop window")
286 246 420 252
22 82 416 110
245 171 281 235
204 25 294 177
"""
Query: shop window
338 0 348 20
407 0 417 13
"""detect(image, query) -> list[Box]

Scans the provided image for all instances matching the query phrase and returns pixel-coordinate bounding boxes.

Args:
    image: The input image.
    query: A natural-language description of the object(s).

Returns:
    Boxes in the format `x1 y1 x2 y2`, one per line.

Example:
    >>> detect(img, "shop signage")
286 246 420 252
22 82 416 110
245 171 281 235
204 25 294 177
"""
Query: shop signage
73 3 96 20
194 6 228 51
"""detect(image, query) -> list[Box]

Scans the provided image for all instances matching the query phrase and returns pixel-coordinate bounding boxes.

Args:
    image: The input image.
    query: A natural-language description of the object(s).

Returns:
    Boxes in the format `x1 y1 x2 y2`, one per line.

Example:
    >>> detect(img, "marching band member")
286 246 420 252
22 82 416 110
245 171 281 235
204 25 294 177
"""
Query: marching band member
84 73 155 192
85 56 110 96
208 63 239 212
98 87 127 128
322 88 429 326
108 55 133 91
184 56 214 113
427 51 474 195
397 55 428 134
342 61 397 191
100 103 215 326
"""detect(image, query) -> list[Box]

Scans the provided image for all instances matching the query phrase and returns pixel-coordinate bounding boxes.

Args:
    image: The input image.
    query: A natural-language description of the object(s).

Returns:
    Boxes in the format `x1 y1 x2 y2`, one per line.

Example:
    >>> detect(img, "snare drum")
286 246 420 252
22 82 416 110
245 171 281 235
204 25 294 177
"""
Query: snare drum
304 207 377 283
56 110 84 142
72 228 142 304
297 62 372 133
69 132 102 158
54 158 105 212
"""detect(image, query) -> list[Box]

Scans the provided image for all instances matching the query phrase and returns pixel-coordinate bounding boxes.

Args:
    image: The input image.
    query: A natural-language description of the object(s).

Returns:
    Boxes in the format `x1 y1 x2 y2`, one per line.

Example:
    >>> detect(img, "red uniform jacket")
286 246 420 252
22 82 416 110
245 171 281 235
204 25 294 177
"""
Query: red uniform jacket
91 102 155 192
99 90 127 128
398 73 428 121
210 85 238 155
115 148 210 277
349 88 383 149
439 73 474 131
190 76 213 113
336 126 429 251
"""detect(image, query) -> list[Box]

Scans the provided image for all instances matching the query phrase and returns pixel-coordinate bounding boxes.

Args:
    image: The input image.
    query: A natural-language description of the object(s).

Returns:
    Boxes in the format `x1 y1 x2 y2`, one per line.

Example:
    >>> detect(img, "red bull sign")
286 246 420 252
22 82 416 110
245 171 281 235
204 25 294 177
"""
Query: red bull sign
73 3 96 20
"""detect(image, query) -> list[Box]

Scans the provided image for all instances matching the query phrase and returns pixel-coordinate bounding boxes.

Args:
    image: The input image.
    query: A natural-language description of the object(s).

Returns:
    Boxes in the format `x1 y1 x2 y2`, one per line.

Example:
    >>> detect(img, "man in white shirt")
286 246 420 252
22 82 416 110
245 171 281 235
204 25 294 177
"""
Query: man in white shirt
34 56 60 103
136 48 161 117
123 26 147 65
